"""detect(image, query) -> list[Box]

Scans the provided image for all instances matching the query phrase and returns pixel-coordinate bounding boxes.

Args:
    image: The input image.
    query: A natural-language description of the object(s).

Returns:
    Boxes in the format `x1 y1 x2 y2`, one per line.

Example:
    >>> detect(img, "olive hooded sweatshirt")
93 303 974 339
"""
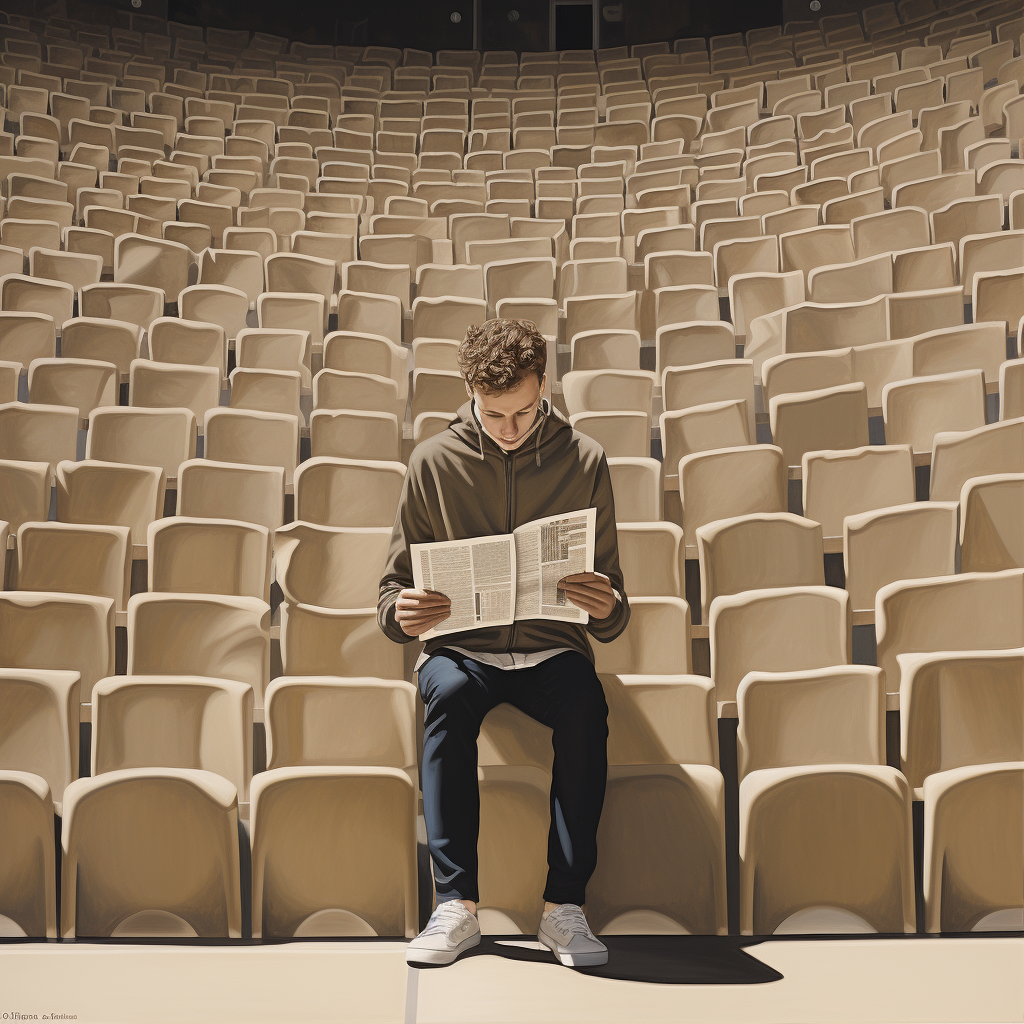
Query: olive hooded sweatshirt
377 395 631 662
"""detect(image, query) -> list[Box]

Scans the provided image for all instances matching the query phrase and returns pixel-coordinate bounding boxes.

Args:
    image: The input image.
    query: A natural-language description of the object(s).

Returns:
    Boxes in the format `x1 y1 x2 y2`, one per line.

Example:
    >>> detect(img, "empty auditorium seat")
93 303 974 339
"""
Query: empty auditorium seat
126 592 271 706
740 763 914 934
16 522 132 611
923 763 1023 933
899 649 1024 798
147 517 272 603
0 668 79 816
959 473 1024 573
844 503 958 623
876 569 1024 695
60 767 242 937
696 512 824 621
91 675 253 812
711 586 852 705
0 591 114 695
0 770 56 937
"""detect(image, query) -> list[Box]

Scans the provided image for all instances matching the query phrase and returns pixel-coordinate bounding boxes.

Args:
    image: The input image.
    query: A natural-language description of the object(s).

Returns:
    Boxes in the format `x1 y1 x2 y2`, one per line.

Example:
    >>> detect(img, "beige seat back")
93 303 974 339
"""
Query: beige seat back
309 409 402 461
770 382 870 471
930 418 1024 501
0 669 79 815
257 292 326 351
176 458 285 532
959 473 1024 573
0 771 56 936
148 517 272 604
900 649 1024 794
197 248 264 306
411 295 488 342
206 406 300 484
126 592 271 707
61 767 241 937
312 368 405 420
876 569 1024 694
710 585 852 704
250 765 418 937
562 368 655 416
17 522 131 611
278 604 405 679
737 665 886 780
0 590 114 699
274 523 391 608
606 456 661 521
882 369 986 457
60 318 143 379
0 311 57 367
593 596 691 675
264 676 417 771
679 444 787 554
293 457 406 528
923 763 1024 933
0 402 78 478
615 522 684 599
0 459 50 532
27 357 118 420
114 234 192 297
86 407 196 484
801 445 916 545
91 675 253 805
56 459 165 547
129 359 221 432
844 502 958 618
79 283 166 332
178 285 250 343
740 764 914 935
697 513 824 621
588 761 728 935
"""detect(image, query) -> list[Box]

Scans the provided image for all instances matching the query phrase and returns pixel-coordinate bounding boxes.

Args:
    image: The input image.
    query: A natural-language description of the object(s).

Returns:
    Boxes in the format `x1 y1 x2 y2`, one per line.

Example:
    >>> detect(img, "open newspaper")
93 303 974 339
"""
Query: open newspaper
410 507 597 640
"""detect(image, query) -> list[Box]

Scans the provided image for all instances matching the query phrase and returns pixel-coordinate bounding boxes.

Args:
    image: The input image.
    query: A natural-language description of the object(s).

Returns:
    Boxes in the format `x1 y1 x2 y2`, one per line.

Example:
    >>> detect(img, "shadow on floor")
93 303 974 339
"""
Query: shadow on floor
420 934 783 984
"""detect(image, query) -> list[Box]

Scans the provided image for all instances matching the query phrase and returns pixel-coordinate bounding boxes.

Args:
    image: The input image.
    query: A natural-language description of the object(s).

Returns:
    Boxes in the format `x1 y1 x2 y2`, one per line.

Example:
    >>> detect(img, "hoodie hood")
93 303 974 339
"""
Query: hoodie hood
448 396 573 468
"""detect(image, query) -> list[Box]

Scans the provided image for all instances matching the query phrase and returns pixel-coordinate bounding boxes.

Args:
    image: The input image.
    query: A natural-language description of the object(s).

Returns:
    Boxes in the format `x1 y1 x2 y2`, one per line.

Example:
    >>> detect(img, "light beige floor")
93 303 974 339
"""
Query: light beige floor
1 937 1021 1024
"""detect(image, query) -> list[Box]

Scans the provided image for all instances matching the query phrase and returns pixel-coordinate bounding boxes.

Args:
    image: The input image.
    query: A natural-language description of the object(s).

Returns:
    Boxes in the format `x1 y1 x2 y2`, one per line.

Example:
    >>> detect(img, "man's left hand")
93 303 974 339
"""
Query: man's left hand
557 571 617 620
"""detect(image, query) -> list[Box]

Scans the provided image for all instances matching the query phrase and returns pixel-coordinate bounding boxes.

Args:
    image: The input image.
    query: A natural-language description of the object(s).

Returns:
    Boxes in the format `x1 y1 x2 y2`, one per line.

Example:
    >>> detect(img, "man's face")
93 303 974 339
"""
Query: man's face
470 372 546 452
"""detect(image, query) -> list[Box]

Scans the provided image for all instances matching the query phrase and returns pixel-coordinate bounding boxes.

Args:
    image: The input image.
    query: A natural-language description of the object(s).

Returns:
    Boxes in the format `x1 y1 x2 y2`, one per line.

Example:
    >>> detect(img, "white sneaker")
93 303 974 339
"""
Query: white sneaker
406 900 481 966
537 904 608 967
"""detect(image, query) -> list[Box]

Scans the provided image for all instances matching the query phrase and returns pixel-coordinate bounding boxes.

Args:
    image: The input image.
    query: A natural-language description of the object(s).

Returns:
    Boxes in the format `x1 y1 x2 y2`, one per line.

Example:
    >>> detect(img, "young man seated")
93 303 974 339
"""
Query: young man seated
378 319 631 967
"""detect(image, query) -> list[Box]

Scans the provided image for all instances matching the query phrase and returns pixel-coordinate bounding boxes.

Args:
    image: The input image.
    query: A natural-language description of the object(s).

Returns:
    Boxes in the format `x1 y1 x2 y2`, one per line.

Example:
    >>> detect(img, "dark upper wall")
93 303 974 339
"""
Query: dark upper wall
370 0 785 51
164 0 784 51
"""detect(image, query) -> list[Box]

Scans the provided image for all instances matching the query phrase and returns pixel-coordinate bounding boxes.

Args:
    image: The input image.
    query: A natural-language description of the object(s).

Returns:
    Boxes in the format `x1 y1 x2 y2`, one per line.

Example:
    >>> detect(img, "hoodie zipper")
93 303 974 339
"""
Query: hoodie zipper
467 397 544 656
504 447 516 652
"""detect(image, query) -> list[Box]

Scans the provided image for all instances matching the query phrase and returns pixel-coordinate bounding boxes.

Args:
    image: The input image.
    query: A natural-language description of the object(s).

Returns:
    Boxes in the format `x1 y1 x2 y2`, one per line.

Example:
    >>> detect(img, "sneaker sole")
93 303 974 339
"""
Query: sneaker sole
406 929 480 966
537 930 608 967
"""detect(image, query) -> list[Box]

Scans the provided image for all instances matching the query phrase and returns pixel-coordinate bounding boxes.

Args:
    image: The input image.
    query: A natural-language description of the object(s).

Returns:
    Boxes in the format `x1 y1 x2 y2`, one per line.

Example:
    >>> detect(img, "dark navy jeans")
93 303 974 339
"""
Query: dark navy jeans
416 647 609 907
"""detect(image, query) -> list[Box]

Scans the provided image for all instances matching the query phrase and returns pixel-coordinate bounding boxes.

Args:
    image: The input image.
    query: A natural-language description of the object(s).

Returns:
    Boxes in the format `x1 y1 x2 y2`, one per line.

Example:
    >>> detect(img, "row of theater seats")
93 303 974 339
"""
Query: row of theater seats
1 464 1022 633
0 0 1022 940
3 653 1022 939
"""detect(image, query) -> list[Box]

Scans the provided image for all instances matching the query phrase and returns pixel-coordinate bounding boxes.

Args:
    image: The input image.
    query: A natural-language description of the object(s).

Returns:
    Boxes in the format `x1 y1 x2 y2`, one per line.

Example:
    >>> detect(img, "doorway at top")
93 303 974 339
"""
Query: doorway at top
554 1 594 50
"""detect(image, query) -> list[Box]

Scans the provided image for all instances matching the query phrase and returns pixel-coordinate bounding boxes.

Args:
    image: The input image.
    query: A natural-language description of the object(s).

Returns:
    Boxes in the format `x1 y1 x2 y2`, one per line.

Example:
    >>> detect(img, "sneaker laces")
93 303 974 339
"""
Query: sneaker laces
422 901 472 937
547 904 594 939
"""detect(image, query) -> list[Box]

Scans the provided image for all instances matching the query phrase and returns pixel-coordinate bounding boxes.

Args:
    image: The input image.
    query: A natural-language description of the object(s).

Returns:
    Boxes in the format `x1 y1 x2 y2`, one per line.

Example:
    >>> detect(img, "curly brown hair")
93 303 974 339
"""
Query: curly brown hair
457 319 547 394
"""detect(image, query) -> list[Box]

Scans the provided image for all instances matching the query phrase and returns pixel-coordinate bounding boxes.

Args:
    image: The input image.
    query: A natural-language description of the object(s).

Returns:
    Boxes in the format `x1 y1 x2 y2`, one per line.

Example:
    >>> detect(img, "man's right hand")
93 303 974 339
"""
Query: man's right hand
395 588 452 637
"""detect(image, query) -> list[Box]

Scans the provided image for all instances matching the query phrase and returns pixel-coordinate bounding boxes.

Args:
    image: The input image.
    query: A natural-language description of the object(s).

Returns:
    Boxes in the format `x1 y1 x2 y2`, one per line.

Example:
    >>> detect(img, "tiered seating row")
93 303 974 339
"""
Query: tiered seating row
0 0 1022 941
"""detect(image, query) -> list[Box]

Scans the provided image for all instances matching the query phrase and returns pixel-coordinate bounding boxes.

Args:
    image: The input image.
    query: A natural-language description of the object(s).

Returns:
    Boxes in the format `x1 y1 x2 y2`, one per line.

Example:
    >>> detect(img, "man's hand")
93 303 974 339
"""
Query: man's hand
395 588 452 637
557 571 617 620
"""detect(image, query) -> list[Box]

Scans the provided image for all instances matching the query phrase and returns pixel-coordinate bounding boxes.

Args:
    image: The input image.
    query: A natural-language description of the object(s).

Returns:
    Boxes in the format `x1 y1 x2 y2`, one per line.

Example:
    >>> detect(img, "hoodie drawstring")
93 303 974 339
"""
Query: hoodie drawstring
468 398 547 466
